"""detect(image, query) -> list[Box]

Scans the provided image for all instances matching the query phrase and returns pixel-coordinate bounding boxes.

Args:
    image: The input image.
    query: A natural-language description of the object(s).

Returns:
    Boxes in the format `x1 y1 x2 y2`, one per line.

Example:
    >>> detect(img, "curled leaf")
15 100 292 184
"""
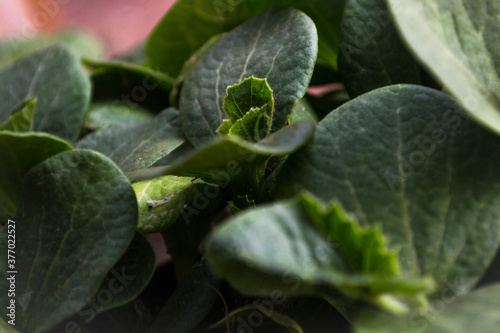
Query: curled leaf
217 76 274 142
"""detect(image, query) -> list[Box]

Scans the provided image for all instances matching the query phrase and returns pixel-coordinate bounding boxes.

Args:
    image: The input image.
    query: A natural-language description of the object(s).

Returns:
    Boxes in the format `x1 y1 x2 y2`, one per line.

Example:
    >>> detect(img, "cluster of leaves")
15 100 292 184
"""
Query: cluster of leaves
1 0 500 332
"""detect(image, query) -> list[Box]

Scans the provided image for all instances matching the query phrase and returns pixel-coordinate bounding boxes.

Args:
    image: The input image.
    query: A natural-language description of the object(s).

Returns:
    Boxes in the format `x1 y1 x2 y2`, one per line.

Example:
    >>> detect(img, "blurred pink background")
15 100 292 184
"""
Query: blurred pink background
0 0 177 55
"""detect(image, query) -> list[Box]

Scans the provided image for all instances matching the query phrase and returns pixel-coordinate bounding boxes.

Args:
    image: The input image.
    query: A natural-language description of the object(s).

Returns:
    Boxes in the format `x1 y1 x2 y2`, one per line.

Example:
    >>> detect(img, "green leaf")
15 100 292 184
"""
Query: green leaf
355 283 500 333
129 121 315 196
217 76 274 142
133 175 219 233
338 0 421 97
204 194 433 314
277 84 500 295
77 108 184 178
84 102 155 131
209 305 304 333
146 0 254 77
0 132 73 219
386 0 500 135
179 7 318 146
223 77 273 123
0 98 36 132
80 232 155 319
248 0 346 70
0 45 91 142
149 260 220 333
0 31 103 70
0 150 138 333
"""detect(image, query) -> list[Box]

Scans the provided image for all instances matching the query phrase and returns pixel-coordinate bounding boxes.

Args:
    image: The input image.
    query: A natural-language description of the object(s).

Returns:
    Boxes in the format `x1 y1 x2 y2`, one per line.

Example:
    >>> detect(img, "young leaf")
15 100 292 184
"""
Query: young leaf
77 108 184 178
146 0 254 77
386 0 500 135
0 132 73 219
204 194 433 313
277 84 500 296
217 76 274 142
338 0 421 97
180 7 318 146
355 283 500 333
0 98 36 132
133 175 219 234
0 150 138 333
0 45 91 143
